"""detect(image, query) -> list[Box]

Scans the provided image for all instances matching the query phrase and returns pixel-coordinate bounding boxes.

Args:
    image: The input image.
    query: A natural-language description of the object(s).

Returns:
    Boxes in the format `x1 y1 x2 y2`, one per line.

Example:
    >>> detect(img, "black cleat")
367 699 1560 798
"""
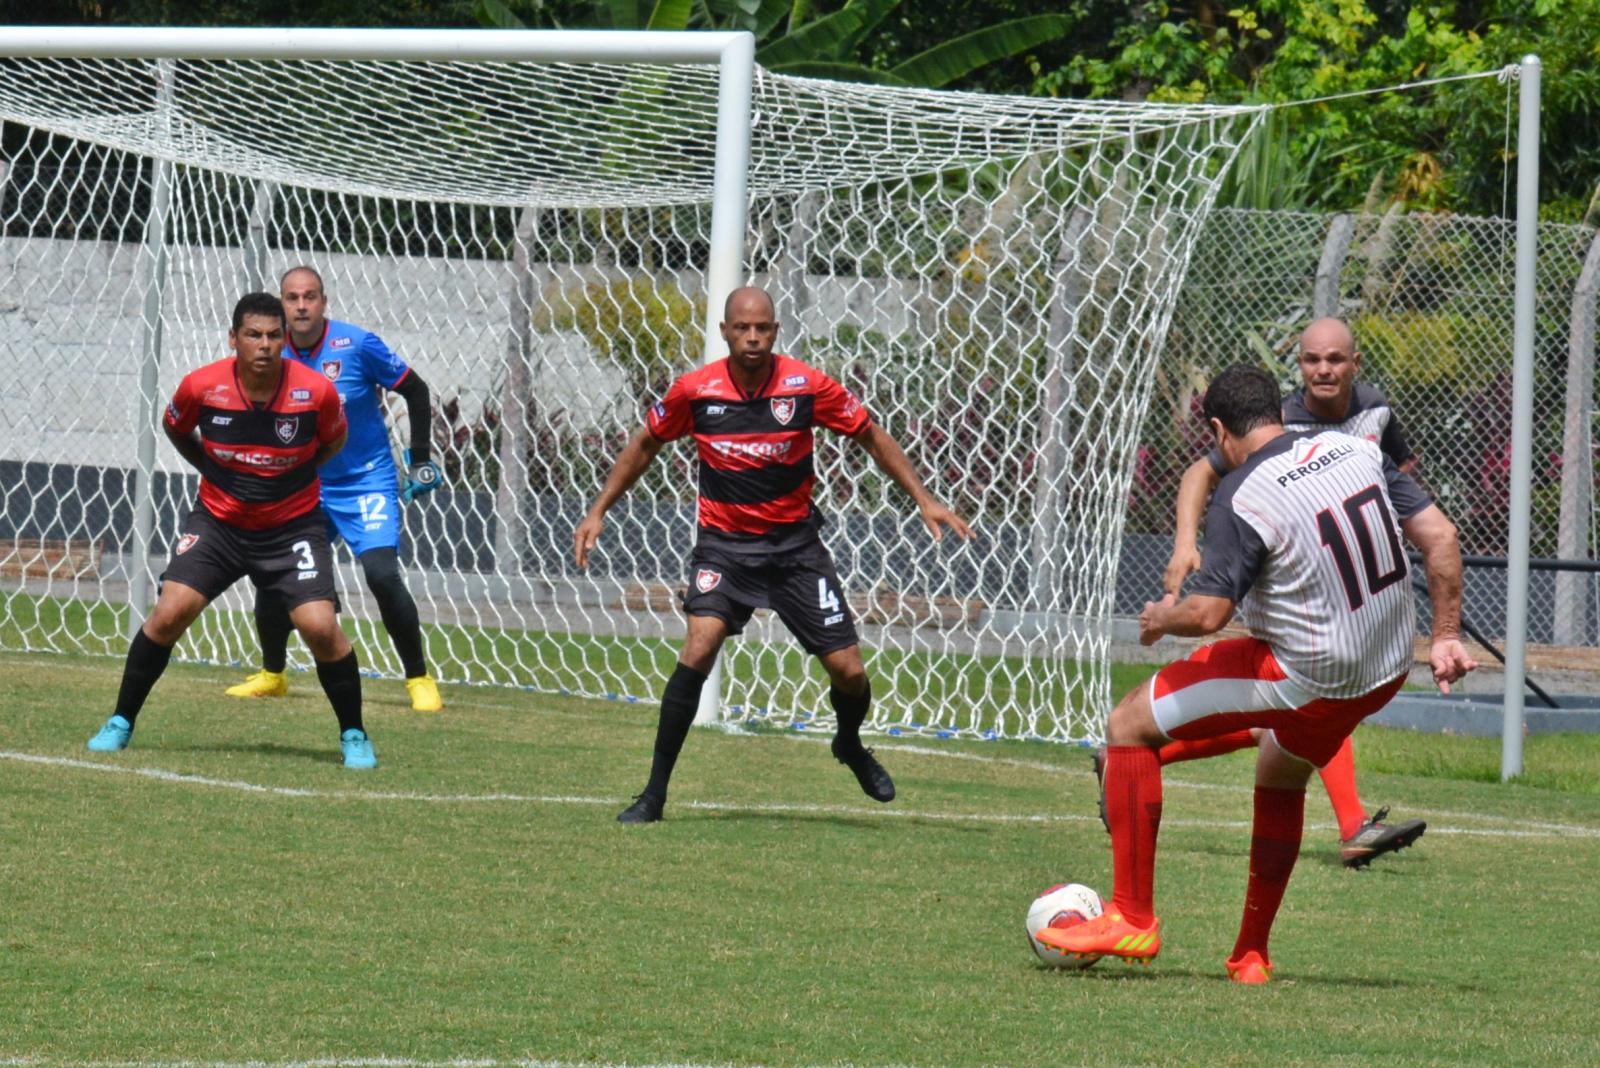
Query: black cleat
832 737 896 803
1341 806 1426 868
617 792 664 824
1092 745 1109 834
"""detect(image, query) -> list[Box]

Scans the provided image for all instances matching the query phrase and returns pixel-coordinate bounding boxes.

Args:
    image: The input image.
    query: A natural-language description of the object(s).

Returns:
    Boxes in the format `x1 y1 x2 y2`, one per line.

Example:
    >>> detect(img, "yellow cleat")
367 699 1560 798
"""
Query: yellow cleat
224 669 289 699
405 674 443 712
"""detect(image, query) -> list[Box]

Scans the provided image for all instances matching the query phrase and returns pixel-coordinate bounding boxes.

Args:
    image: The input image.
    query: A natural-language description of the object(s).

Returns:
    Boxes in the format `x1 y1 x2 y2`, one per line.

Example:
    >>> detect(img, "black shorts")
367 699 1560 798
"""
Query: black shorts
162 506 339 609
683 537 858 656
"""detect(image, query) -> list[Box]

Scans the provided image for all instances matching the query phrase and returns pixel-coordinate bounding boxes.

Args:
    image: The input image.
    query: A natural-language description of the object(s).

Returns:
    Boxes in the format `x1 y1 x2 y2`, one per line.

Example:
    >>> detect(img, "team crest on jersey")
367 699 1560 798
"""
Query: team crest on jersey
695 568 722 593
175 533 199 555
771 397 796 425
322 360 342 382
275 416 298 443
330 336 353 349
290 388 312 402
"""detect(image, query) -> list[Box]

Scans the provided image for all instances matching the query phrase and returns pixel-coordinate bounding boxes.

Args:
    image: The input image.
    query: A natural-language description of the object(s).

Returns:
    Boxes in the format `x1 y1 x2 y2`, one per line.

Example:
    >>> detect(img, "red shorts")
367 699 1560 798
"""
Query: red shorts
1148 637 1407 767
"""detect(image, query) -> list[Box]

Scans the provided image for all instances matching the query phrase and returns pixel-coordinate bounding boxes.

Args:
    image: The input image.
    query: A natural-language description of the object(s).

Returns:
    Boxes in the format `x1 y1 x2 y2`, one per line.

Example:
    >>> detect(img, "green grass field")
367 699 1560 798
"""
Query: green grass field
4 649 1600 1067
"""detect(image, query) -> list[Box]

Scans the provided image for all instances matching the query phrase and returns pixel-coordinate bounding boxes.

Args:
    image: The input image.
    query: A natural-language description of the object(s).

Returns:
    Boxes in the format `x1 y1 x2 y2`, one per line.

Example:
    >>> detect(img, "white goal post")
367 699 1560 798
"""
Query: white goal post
0 27 1260 742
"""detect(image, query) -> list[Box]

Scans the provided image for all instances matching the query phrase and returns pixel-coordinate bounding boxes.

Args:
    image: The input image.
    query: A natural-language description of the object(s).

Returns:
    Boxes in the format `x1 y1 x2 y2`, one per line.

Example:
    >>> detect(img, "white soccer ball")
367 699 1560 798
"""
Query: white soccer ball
1025 882 1104 968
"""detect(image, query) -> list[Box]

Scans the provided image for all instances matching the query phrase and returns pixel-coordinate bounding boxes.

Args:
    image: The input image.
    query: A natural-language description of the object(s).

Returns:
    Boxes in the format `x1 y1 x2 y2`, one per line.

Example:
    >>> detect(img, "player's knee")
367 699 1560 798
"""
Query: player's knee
359 549 410 604
1107 690 1162 747
826 661 868 696
301 625 352 662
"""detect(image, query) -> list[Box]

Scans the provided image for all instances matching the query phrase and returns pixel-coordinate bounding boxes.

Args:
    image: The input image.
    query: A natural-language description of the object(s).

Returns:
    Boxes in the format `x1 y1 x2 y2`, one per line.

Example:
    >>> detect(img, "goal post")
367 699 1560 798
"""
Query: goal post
0 27 1260 742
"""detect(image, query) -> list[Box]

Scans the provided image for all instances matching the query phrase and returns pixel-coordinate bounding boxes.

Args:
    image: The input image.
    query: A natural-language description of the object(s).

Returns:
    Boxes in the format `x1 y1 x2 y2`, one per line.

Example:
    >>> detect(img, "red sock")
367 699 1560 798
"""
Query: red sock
1105 745 1162 927
1230 785 1305 963
1157 729 1257 766
1317 736 1365 841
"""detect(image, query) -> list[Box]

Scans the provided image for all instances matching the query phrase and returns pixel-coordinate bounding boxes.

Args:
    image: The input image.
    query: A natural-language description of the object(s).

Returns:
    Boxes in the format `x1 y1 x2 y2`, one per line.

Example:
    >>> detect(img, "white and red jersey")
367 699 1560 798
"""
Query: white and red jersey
646 355 871 541
1187 430 1431 697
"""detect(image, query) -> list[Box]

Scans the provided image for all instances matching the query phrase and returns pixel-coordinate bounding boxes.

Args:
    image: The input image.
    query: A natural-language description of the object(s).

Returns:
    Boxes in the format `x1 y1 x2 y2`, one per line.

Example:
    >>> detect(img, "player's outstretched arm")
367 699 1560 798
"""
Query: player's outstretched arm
574 428 667 569
1400 503 1477 693
1138 591 1234 646
1164 457 1221 596
852 423 973 542
391 371 442 502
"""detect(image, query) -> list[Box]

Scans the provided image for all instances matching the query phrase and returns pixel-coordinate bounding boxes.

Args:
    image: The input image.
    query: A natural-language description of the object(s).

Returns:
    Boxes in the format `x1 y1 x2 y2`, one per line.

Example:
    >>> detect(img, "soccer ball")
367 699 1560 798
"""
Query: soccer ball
1025 882 1104 968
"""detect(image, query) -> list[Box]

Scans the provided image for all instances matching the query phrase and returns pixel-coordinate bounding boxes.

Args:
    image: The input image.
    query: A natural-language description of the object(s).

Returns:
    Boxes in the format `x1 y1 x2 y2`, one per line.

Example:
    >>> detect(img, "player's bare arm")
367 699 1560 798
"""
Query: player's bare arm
163 422 207 472
574 427 668 569
313 428 348 470
1400 503 1477 692
1164 457 1222 596
851 422 973 542
1137 591 1234 646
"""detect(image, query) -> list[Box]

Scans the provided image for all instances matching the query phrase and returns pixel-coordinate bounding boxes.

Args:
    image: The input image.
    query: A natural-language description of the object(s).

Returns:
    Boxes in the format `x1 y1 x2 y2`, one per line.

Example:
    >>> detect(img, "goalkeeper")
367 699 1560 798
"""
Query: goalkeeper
224 265 445 712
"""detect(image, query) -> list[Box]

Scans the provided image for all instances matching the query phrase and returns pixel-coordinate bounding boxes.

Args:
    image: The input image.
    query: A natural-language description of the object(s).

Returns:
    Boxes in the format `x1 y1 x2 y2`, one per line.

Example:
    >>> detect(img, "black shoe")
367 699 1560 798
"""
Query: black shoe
1092 745 1109 834
832 737 895 803
1340 806 1426 868
617 792 664 824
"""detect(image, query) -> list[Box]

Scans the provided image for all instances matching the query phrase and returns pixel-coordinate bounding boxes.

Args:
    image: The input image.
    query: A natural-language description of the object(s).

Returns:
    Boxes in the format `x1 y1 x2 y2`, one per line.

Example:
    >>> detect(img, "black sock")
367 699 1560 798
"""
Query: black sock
114 630 174 726
315 652 365 734
644 663 708 801
830 680 872 755
255 591 293 674
362 548 428 679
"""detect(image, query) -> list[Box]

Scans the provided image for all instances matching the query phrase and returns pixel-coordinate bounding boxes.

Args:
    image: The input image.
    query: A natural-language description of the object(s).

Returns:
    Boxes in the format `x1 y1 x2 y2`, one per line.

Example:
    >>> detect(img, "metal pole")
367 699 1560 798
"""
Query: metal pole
128 58 177 639
1502 54 1541 781
693 32 755 726
242 179 277 293
1553 227 1600 642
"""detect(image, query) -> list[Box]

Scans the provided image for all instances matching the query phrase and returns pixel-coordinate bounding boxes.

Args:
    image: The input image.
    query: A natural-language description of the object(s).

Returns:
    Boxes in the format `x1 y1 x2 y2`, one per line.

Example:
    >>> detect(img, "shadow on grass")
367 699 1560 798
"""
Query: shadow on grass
156 740 341 765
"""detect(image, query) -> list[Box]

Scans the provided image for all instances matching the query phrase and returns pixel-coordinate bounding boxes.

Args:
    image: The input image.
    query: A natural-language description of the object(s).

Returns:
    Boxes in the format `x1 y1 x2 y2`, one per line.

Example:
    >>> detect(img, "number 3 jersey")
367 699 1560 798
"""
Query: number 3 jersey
1188 430 1432 697
164 357 348 530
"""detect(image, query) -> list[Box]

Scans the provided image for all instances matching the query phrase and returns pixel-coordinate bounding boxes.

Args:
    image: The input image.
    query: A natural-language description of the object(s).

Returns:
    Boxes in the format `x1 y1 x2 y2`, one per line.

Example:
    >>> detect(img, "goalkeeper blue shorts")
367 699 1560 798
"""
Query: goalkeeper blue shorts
320 483 403 557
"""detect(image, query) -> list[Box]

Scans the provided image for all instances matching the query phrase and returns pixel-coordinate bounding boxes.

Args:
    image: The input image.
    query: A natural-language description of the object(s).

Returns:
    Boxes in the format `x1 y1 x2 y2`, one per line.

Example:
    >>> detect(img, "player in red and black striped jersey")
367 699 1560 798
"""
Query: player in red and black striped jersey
85 293 379 770
575 286 972 823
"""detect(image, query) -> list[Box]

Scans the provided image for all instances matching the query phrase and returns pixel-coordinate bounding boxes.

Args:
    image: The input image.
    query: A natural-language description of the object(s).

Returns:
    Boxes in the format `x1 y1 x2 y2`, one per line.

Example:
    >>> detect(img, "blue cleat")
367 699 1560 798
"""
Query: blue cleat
87 715 133 752
340 728 377 770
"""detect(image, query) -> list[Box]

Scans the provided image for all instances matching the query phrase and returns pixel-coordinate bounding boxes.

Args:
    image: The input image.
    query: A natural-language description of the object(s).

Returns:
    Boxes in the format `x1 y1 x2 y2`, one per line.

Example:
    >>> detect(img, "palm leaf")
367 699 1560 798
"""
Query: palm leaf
755 0 899 67
471 0 527 29
606 0 648 28
645 0 694 29
888 14 1072 88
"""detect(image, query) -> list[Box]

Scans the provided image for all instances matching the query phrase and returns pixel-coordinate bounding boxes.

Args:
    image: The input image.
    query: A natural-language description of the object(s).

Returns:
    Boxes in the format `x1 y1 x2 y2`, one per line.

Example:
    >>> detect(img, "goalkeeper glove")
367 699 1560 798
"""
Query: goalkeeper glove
401 448 443 503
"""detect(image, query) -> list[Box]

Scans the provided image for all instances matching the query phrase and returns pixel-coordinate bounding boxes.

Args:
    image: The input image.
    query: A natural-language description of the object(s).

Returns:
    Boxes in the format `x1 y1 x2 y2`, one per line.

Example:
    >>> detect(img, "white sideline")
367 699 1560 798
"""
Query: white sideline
3 749 1598 839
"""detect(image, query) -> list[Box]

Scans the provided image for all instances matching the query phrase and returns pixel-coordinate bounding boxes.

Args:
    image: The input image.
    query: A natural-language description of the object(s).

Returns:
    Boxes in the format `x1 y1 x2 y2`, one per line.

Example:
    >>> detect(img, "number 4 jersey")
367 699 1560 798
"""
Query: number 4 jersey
1188 430 1432 698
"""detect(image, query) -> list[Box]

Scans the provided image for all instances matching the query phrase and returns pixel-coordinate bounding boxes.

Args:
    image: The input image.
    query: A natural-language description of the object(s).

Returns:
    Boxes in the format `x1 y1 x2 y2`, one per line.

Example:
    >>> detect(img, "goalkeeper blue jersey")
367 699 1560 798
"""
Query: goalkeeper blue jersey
287 318 411 491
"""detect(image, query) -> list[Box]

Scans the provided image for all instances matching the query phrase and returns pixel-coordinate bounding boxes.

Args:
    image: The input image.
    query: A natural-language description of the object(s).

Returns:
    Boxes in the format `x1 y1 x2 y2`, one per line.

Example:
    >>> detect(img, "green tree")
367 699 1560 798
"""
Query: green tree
1032 0 1600 219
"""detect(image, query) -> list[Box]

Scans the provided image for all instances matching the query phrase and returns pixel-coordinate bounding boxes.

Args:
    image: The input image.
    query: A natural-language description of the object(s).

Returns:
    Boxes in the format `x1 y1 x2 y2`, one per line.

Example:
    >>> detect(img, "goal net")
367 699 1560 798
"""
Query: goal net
0 32 1260 742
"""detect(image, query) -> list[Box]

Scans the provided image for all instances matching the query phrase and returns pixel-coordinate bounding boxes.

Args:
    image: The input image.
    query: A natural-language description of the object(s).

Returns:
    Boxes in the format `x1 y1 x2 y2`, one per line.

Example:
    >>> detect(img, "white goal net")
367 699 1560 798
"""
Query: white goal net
0 32 1259 742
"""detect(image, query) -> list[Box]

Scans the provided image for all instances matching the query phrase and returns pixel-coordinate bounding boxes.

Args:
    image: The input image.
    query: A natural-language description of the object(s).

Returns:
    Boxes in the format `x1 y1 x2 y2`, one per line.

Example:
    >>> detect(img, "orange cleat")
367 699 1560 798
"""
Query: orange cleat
1226 950 1273 984
1034 909 1161 966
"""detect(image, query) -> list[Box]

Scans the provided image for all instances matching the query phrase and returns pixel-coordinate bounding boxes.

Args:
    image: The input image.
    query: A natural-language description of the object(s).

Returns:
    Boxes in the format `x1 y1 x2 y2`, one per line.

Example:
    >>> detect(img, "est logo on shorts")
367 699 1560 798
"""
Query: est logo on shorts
695 568 722 593
771 397 796 425
175 533 199 555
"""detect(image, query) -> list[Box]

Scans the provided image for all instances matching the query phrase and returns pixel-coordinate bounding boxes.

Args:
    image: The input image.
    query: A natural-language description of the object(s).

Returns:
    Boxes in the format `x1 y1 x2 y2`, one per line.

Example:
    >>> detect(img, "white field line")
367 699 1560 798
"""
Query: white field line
7 653 1594 838
3 749 1597 840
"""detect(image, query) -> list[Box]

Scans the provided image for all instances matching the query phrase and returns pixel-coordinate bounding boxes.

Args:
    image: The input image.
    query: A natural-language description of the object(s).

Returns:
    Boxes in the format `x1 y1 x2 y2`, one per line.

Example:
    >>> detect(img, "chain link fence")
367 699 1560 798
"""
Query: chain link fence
1125 207 1600 647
